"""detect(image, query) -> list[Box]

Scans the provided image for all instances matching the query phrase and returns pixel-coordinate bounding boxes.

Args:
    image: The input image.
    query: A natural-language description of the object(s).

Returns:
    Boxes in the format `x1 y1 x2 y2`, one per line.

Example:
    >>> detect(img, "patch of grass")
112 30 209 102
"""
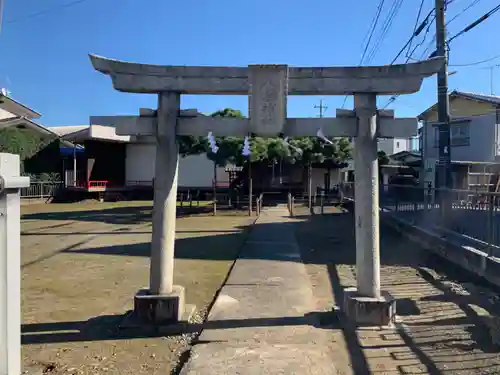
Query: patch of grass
21 209 255 374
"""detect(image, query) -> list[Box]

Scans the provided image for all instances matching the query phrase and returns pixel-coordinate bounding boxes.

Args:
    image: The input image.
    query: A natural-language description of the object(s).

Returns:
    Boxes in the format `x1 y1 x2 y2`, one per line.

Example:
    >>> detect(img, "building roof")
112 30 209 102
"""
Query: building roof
50 125 90 136
55 124 131 143
388 150 421 160
418 90 500 121
0 117 77 148
0 93 41 119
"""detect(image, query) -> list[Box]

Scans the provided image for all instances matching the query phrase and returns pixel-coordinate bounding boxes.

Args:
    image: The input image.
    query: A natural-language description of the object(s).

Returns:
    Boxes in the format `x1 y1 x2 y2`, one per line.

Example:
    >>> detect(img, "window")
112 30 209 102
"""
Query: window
450 123 470 146
396 141 400 148
433 121 470 147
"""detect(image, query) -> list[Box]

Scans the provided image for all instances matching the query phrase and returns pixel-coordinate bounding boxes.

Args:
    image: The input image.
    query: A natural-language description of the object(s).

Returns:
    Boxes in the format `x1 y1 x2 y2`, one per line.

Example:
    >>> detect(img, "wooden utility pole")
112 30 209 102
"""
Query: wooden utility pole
435 0 452 214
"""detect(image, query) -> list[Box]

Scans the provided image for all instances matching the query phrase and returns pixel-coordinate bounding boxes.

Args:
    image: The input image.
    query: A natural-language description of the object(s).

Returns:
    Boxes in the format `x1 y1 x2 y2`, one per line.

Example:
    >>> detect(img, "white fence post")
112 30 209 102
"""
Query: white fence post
0 153 30 375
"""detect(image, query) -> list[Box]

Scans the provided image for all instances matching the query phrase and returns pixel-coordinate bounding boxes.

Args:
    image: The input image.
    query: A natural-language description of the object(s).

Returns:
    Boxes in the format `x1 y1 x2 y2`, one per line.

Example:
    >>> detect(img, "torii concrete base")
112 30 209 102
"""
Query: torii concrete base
343 288 397 328
134 286 194 325
119 286 195 331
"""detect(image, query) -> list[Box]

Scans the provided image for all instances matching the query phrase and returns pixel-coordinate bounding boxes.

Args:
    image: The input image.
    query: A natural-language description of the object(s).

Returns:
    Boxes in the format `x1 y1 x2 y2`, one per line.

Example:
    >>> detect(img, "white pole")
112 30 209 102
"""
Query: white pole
0 153 29 375
149 92 180 295
353 94 380 298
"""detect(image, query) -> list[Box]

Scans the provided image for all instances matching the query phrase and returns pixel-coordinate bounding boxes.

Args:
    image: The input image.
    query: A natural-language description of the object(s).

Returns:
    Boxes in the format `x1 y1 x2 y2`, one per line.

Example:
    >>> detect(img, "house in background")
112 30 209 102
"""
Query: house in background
52 123 349 199
0 93 77 178
50 124 229 198
418 90 500 191
378 137 410 156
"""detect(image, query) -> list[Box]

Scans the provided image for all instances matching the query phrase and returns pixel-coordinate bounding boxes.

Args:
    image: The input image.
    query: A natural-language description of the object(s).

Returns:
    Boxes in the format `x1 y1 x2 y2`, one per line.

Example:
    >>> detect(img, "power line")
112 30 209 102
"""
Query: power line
391 7 433 64
360 0 387 65
405 0 426 59
450 53 500 66
447 3 500 44
341 0 386 108
446 0 482 25
5 0 93 25
418 0 482 60
365 0 404 65
383 5 437 108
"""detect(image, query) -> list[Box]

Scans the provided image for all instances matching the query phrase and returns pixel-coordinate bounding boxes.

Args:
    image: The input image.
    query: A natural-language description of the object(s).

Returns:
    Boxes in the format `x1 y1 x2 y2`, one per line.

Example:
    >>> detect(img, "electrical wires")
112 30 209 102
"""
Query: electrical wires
341 0 405 108
382 4 437 108
447 3 500 44
5 0 94 25
450 53 500 67
390 5 433 65
364 0 404 65
341 0 386 108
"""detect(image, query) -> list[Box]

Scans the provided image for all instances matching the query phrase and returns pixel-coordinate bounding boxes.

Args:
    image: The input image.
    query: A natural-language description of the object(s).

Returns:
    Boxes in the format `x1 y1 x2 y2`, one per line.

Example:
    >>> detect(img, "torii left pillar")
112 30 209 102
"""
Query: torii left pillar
133 93 195 324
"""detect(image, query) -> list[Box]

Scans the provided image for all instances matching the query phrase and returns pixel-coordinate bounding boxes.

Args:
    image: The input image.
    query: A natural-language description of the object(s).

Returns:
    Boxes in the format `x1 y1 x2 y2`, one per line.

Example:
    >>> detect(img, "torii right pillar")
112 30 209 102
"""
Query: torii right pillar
342 93 388 326
336 94 397 327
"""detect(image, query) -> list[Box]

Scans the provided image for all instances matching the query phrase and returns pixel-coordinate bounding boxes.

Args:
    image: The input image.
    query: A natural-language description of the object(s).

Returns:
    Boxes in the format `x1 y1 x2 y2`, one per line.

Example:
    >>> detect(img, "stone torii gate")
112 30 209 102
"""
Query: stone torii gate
89 55 442 326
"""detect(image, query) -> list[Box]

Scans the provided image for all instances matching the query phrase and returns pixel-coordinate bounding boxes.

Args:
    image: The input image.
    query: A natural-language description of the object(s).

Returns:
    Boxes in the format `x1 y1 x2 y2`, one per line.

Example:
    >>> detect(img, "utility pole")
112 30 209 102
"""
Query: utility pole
314 99 328 118
435 0 452 214
308 100 328 212
491 66 494 95
488 65 500 95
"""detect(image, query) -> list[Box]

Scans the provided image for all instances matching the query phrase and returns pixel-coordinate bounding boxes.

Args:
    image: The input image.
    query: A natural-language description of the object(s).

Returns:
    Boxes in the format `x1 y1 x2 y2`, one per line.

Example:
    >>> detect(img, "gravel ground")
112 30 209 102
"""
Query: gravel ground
21 202 254 375
295 208 500 374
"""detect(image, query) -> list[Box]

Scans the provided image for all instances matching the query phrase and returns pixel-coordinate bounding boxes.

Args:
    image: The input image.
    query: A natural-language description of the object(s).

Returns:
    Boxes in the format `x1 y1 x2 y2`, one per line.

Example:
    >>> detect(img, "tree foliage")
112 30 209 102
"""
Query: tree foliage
201 108 352 167
0 127 54 160
0 126 60 175
378 150 390 166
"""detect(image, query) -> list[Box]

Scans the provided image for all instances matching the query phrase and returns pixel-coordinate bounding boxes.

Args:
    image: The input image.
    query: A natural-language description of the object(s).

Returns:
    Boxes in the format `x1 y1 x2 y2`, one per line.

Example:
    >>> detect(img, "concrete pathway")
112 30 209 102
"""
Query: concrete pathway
180 206 339 375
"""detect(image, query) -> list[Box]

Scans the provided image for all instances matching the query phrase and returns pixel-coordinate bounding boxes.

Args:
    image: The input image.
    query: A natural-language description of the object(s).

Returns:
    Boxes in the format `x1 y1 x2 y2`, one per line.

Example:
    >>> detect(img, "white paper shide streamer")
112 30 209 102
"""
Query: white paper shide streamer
282 136 302 154
316 127 334 145
242 136 251 156
207 132 219 153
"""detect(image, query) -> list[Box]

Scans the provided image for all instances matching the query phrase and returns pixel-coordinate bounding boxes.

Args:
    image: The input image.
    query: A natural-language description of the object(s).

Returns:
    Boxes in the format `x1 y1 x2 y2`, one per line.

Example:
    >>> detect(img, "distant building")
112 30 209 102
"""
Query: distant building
418 90 500 190
0 93 77 178
378 138 410 156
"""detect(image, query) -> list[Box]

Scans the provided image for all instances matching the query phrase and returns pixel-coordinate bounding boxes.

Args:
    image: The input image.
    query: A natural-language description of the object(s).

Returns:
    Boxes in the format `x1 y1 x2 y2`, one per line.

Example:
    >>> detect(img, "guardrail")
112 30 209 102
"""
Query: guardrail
20 181 63 199
340 182 500 255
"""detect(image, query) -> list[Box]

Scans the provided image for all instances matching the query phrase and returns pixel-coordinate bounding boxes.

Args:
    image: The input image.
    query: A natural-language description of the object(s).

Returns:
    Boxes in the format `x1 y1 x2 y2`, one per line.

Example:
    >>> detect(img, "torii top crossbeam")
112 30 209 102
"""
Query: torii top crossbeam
89 54 443 95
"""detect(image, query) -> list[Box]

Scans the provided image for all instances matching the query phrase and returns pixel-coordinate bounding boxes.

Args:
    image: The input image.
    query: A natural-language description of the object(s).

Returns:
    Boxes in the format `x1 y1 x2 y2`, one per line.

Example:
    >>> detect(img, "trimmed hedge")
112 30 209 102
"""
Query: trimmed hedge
0 126 62 177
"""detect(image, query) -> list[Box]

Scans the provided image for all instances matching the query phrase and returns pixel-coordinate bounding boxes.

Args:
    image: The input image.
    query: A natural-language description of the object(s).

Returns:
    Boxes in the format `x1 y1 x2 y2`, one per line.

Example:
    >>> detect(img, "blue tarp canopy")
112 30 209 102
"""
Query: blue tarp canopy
60 146 85 156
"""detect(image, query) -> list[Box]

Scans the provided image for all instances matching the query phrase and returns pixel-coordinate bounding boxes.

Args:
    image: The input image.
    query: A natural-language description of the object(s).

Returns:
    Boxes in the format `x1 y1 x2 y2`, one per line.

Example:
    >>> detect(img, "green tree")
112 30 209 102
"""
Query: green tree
0 126 59 175
378 150 390 166
179 107 353 193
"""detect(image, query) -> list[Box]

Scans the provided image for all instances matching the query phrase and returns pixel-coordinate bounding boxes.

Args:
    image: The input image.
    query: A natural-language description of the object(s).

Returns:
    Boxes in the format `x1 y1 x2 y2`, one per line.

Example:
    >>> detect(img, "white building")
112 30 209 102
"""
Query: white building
378 138 410 155
50 124 228 190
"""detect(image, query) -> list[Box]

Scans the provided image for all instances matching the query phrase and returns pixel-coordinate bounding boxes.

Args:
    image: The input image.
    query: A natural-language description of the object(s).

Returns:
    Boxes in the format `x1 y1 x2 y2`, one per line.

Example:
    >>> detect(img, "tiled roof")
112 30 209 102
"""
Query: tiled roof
452 90 500 105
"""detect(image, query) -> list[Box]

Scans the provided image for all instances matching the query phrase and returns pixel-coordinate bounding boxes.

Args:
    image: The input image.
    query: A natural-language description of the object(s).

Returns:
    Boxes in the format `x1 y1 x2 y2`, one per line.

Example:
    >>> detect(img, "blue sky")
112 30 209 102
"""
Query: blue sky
0 0 499 127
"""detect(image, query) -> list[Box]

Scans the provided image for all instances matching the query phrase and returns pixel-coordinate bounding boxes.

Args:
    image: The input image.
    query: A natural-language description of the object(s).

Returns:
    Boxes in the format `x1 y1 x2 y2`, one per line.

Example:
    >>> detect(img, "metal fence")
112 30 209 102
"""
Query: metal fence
340 182 500 255
20 181 64 199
